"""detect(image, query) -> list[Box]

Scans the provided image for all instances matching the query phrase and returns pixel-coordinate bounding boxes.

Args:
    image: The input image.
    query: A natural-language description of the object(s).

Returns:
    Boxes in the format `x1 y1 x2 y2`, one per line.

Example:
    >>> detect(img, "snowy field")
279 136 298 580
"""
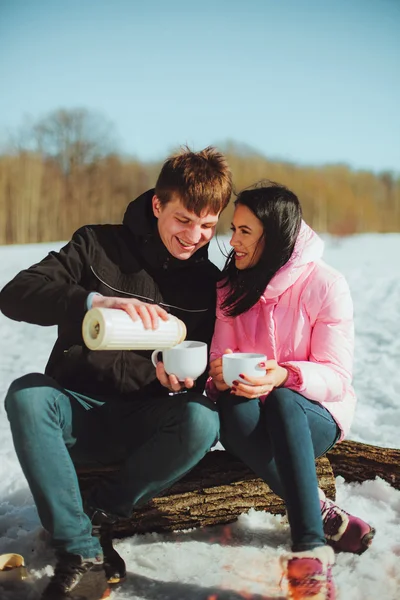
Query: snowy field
0 234 399 599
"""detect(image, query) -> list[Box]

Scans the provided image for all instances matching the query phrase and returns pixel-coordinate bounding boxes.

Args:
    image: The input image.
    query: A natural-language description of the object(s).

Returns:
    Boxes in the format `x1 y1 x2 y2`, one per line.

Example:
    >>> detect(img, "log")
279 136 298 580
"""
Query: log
77 451 335 537
327 439 400 490
77 440 400 537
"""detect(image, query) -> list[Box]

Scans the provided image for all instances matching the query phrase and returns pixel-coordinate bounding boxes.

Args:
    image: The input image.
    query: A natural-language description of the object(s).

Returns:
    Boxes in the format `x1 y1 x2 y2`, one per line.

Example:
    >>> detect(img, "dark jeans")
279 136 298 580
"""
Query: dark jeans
218 387 340 552
5 373 219 558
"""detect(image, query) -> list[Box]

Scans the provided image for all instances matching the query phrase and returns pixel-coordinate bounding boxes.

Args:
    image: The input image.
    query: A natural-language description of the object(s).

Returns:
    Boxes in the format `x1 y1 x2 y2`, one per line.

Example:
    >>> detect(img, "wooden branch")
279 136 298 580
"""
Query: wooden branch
77 451 335 537
327 439 400 490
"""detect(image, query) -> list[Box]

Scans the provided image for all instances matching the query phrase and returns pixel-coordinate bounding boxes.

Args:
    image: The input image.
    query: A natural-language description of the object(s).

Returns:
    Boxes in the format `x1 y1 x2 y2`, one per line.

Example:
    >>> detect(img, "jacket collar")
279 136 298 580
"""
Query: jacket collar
122 189 211 270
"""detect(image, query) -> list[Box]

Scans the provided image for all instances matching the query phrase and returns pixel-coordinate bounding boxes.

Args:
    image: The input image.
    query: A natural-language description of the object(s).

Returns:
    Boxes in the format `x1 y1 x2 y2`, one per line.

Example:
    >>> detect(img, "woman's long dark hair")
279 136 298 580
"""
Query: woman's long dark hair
219 182 302 317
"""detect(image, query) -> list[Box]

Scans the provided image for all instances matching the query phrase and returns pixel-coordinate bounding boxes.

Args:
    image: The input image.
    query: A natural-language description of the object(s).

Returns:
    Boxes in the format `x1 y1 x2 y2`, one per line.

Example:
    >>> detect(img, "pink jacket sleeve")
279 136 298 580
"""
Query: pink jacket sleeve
282 275 354 403
209 315 239 362
206 312 240 401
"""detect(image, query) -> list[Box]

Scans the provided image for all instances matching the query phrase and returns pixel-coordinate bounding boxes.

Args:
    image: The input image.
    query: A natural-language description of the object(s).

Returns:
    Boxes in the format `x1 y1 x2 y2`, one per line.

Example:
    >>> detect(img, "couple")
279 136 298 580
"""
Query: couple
0 147 374 600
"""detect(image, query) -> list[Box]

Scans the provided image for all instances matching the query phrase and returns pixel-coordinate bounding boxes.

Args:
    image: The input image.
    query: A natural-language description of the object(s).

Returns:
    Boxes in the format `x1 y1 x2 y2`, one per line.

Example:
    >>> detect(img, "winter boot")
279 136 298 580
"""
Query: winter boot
280 545 335 600
86 504 126 584
319 489 375 554
41 553 110 600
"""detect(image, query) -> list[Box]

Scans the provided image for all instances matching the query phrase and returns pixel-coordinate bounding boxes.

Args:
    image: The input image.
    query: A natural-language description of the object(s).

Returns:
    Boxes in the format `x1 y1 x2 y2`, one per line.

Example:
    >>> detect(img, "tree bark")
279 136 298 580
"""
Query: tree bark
77 451 335 537
327 439 400 490
77 440 400 537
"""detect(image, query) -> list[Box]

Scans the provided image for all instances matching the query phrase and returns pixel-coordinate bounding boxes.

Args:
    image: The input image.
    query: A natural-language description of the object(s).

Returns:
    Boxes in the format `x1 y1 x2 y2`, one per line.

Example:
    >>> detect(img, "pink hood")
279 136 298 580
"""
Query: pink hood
261 221 324 300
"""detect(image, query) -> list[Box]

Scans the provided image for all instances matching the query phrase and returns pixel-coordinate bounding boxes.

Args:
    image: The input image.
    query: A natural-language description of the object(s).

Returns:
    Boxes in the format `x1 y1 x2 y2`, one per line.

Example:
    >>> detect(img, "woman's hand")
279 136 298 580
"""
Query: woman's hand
209 348 233 392
230 359 288 399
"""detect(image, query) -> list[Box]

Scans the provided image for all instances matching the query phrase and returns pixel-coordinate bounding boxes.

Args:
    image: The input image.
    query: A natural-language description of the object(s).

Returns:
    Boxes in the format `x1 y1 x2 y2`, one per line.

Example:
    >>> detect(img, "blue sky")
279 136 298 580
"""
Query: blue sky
0 0 399 172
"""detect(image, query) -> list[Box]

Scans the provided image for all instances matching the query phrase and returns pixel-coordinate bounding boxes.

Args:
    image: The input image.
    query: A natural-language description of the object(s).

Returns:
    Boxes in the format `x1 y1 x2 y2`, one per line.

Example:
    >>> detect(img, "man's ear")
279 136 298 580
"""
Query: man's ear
152 194 161 218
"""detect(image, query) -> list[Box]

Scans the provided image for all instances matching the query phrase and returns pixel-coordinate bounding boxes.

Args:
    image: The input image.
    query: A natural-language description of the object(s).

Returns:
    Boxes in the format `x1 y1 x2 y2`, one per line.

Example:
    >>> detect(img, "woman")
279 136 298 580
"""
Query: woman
207 183 375 600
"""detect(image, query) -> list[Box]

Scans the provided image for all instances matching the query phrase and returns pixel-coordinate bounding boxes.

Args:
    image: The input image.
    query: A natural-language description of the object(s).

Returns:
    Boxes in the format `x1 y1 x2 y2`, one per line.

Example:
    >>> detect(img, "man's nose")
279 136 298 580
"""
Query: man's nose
186 224 202 243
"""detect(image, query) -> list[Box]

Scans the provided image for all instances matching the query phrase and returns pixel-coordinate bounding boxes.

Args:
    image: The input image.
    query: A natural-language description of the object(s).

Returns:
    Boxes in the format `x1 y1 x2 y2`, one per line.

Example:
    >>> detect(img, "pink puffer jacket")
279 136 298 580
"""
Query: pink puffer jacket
207 221 356 440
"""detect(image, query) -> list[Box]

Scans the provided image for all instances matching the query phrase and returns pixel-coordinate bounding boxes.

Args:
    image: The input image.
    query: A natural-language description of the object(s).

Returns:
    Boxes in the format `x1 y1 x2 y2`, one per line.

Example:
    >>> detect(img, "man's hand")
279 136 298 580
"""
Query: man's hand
155 360 195 392
230 359 288 399
91 295 189 392
209 348 233 391
91 295 169 329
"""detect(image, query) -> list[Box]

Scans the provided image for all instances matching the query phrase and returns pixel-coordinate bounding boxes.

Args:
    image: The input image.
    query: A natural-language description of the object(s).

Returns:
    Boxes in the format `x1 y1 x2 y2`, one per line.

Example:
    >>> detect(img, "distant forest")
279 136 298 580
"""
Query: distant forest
0 108 399 245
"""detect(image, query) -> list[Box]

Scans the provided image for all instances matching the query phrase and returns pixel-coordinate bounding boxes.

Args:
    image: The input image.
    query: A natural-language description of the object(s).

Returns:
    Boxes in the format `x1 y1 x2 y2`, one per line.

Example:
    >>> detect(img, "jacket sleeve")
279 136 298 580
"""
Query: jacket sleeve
205 311 240 400
281 275 354 403
0 227 95 327
209 315 239 362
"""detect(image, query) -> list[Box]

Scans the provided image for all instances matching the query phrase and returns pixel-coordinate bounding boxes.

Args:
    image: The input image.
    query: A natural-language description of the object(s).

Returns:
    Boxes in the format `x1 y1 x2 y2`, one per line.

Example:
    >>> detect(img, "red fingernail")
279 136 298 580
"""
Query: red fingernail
231 386 237 392
239 374 245 379
232 380 239 386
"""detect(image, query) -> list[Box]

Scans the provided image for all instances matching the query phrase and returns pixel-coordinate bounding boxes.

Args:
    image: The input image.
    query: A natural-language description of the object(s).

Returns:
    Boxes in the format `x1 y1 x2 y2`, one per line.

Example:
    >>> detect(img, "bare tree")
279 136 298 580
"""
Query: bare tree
14 108 119 173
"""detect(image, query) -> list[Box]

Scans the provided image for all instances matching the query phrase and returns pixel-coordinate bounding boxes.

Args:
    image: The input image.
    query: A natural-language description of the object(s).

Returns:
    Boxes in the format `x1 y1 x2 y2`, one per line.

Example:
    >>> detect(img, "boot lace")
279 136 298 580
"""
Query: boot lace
321 500 348 538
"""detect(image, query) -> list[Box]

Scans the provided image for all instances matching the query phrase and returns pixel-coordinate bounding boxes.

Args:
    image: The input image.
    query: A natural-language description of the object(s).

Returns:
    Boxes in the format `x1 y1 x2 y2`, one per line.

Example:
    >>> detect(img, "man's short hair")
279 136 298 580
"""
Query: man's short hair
155 146 232 215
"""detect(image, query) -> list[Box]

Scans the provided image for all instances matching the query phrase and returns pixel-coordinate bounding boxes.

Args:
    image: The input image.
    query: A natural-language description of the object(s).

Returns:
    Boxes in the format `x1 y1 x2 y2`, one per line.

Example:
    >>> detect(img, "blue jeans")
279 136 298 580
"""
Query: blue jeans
218 388 340 552
5 373 219 558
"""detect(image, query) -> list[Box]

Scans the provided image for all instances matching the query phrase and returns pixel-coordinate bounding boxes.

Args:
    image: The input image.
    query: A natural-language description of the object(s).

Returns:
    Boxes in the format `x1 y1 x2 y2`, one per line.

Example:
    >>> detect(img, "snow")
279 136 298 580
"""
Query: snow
0 234 399 599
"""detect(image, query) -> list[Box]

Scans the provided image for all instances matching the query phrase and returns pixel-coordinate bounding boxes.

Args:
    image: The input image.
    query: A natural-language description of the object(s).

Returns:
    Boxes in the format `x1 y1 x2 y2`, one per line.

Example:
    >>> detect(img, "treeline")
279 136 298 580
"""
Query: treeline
0 109 399 245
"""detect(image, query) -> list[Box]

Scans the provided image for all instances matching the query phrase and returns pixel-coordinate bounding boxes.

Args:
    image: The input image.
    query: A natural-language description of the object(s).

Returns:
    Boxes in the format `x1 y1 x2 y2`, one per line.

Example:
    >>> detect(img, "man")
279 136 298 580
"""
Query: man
0 146 232 600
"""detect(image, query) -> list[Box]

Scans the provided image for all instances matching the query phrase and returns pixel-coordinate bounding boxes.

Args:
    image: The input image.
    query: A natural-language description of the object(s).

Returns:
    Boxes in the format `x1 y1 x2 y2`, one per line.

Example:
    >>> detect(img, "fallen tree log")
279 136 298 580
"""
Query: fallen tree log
327 439 400 490
77 451 335 537
77 440 400 537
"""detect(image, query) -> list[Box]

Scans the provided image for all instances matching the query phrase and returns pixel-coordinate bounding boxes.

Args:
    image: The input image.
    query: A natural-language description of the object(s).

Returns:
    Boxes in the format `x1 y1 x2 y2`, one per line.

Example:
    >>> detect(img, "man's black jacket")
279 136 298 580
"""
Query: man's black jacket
0 190 220 400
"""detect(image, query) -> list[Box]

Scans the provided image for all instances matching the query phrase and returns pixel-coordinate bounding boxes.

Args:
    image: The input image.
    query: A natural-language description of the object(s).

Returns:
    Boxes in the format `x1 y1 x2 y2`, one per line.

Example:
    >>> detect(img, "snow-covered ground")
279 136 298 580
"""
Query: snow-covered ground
0 234 399 599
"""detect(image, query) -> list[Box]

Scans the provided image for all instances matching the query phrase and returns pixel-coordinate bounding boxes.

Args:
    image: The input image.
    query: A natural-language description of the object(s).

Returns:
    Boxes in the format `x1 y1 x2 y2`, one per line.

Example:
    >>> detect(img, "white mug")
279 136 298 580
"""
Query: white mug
222 352 266 387
151 341 208 381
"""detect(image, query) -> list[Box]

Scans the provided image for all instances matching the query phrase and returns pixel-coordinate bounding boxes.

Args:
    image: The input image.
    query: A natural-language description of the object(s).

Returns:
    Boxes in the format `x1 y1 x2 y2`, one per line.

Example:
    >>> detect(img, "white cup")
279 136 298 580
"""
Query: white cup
222 352 267 387
151 341 208 381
